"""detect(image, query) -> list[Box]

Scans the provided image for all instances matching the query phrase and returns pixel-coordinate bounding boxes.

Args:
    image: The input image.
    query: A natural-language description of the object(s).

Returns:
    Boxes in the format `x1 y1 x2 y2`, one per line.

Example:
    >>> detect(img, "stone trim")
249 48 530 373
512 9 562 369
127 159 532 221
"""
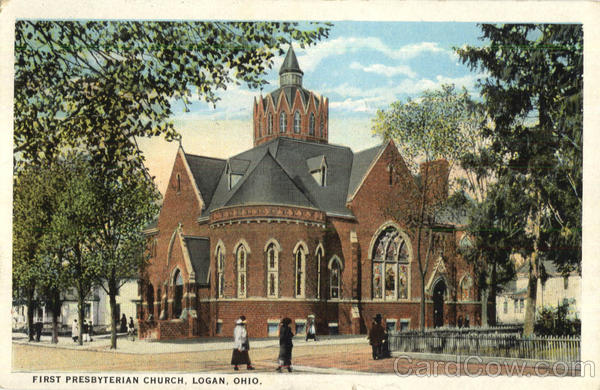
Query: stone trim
210 204 325 225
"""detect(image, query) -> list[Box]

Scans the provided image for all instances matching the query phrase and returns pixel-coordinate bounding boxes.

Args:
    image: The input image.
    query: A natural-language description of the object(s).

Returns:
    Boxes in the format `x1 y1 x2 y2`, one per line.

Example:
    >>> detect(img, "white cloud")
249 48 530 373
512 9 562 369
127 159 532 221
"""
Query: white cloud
349 62 417 78
323 72 482 114
292 37 454 72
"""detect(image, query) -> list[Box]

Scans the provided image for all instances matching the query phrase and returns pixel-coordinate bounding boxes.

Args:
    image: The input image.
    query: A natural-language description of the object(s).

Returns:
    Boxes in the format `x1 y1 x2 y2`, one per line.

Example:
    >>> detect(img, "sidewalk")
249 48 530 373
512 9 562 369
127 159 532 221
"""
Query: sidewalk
12 332 367 354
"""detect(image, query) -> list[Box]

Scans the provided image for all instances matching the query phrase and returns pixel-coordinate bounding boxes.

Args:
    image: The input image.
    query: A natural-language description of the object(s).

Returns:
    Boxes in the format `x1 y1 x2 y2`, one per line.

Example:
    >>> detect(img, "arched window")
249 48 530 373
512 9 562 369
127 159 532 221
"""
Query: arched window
294 245 306 297
319 116 324 137
293 111 301 134
329 257 342 299
268 113 273 135
279 112 287 133
459 275 473 301
316 247 323 299
372 226 411 300
266 243 279 298
237 245 247 298
216 245 225 298
309 113 315 136
173 270 184 318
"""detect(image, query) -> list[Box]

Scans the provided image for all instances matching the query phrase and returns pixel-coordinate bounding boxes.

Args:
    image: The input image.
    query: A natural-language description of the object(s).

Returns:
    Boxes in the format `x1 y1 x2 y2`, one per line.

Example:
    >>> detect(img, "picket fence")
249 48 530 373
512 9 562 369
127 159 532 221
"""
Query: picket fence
388 332 580 363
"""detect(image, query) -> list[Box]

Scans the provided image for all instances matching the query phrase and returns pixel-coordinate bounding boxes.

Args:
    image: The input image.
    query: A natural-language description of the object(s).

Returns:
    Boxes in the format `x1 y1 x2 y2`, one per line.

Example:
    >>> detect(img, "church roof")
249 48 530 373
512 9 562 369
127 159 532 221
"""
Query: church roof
184 153 226 207
263 86 320 111
183 137 391 220
279 45 303 75
182 236 210 285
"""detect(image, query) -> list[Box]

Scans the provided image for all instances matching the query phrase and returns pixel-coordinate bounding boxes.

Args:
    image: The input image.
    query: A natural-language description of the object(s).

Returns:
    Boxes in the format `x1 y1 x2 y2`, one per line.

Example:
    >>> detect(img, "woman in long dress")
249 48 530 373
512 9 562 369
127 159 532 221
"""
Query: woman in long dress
231 316 254 371
277 317 294 372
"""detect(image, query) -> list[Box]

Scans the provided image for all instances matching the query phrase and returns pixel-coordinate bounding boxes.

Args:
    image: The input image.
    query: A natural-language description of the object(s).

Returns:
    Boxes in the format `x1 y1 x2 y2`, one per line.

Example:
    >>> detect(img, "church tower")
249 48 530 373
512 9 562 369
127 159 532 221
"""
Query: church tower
253 45 329 146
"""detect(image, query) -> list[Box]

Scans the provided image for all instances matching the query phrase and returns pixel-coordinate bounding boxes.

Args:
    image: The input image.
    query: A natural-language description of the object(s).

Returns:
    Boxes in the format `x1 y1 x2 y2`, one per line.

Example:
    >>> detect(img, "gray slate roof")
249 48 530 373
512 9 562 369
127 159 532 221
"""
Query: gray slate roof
279 45 303 75
183 236 210 285
263 86 319 111
184 154 226 207
347 143 387 199
184 137 389 219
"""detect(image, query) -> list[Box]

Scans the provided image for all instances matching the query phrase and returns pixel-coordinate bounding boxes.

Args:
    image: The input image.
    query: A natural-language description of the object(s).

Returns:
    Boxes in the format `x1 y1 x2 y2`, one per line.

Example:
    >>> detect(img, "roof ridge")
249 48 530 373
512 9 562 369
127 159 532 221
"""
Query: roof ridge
184 153 226 162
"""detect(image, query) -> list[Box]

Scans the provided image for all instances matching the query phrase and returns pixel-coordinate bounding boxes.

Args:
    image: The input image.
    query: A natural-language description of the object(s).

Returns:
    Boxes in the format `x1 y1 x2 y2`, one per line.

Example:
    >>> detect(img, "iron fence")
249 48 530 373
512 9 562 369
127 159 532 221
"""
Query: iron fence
388 332 580 363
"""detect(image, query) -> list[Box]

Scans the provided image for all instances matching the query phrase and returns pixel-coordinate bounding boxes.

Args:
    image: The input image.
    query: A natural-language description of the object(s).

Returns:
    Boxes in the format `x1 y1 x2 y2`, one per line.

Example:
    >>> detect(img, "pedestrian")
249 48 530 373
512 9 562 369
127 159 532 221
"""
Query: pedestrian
34 321 43 342
88 321 93 342
231 316 254 371
368 314 385 360
276 317 294 372
71 319 79 343
82 320 90 342
128 317 136 341
305 315 317 342
120 314 127 333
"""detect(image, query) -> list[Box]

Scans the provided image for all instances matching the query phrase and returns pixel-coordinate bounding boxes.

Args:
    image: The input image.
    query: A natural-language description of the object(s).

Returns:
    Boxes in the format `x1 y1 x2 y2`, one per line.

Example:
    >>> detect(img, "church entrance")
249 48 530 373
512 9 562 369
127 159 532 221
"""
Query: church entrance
432 280 446 328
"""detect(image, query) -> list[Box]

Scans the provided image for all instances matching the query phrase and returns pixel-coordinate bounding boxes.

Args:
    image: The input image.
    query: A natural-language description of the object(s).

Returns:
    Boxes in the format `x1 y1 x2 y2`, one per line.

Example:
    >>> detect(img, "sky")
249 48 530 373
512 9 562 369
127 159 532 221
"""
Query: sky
137 22 487 195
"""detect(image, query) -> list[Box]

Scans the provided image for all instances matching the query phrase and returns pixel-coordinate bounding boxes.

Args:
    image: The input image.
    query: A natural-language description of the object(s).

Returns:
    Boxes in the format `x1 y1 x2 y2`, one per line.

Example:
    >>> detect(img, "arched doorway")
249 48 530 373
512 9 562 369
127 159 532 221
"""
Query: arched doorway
146 283 154 319
432 279 446 328
173 270 183 319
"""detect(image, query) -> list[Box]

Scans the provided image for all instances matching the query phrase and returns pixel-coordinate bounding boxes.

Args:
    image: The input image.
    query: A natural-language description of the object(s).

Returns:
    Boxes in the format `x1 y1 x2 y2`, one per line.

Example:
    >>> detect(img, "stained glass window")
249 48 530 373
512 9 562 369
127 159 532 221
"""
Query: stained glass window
266 243 278 298
216 246 225 298
294 111 301 133
372 226 411 300
237 246 247 298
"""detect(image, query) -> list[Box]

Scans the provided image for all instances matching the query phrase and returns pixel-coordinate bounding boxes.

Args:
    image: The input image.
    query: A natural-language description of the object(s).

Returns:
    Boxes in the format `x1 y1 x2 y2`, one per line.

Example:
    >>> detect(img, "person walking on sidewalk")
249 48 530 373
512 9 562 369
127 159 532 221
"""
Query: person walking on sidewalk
231 316 254 371
276 317 294 372
305 315 317 342
368 314 385 360
128 317 136 341
71 319 79 343
82 320 90 342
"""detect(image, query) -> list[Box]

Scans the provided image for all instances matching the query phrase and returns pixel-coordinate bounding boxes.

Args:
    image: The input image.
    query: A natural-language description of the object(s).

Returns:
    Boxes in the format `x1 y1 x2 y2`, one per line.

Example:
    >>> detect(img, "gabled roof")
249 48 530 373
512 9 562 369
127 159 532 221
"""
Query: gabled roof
183 152 226 208
264 86 318 111
307 155 326 172
182 236 210 286
225 150 315 208
347 142 388 201
227 158 251 175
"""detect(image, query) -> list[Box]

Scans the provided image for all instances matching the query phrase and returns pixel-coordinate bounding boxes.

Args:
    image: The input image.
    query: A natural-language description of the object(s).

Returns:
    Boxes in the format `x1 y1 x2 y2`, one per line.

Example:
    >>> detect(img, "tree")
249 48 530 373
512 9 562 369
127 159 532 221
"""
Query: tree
92 165 160 349
13 166 56 341
47 156 102 346
373 84 474 331
14 21 331 171
456 24 582 335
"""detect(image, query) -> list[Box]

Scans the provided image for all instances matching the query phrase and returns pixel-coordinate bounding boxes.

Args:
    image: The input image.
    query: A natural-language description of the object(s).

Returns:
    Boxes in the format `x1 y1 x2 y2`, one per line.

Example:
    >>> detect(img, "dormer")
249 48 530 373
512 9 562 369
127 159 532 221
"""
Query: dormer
226 158 250 190
307 155 327 187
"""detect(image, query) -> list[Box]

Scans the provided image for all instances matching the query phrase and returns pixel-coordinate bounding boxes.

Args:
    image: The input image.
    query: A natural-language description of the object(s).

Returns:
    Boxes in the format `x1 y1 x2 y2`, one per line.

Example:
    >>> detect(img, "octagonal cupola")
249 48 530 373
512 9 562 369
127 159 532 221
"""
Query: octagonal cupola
253 45 329 146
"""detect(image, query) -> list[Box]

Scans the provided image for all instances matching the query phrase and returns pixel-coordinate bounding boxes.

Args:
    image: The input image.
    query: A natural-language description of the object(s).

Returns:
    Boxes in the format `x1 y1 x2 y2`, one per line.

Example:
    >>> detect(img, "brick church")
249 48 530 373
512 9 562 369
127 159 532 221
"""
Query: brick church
139 46 480 340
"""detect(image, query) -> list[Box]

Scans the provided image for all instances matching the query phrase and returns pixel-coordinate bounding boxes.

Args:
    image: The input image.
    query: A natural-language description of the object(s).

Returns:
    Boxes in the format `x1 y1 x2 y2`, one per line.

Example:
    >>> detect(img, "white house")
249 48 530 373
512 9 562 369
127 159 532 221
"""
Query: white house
12 279 140 332
496 260 580 324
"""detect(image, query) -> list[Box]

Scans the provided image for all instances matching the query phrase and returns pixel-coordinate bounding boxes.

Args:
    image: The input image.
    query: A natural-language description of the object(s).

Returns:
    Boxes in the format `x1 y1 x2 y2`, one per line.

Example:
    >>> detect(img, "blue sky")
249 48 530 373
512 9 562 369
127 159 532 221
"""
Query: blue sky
138 22 487 194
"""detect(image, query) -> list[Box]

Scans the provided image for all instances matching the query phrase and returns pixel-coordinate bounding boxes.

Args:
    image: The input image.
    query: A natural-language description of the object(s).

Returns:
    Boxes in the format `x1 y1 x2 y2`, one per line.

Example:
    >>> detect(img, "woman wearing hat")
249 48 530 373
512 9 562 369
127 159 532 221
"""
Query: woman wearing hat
231 316 254 371
276 317 294 372
368 314 385 360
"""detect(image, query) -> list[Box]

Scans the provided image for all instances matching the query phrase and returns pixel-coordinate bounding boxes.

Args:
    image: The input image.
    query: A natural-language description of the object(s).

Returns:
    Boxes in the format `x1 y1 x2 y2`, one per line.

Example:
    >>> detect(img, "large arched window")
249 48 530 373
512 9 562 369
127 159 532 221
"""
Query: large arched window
329 256 342 299
372 226 411 300
293 111 301 134
216 245 225 298
309 113 315 135
294 244 307 298
268 112 273 135
266 243 279 298
279 112 287 133
173 270 184 318
237 245 247 298
459 275 473 301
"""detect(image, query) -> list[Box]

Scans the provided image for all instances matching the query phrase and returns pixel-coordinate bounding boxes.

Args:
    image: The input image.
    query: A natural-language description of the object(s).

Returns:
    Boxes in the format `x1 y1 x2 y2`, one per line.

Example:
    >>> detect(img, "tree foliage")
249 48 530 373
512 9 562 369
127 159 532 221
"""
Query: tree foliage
372 84 477 330
456 24 582 334
14 21 331 171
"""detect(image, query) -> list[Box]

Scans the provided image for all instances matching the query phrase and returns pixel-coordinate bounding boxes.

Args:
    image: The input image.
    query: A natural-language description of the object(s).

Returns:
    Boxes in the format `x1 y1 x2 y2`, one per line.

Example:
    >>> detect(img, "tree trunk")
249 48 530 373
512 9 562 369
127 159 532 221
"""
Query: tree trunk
50 290 61 344
109 291 118 349
480 288 488 326
26 288 35 342
522 256 539 336
78 294 85 346
420 272 426 332
488 262 498 326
